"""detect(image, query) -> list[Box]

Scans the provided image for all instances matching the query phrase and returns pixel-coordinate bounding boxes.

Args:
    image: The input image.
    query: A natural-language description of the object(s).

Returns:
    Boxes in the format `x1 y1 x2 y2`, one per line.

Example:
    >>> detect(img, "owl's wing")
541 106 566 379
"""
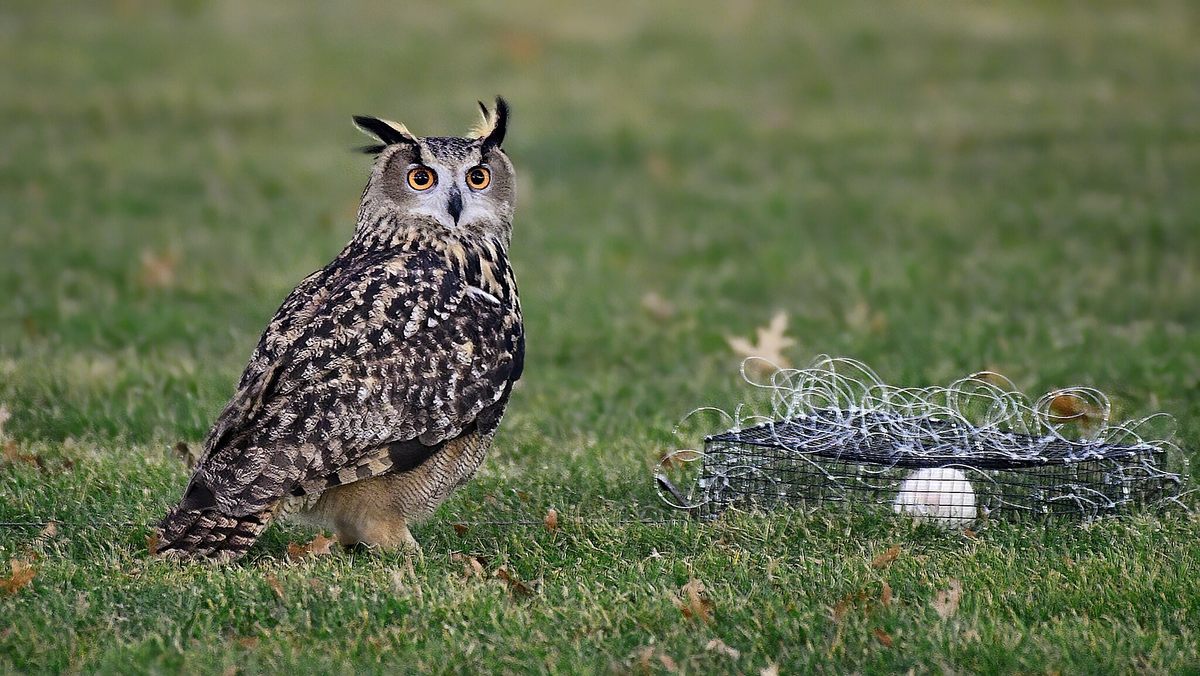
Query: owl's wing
186 247 523 517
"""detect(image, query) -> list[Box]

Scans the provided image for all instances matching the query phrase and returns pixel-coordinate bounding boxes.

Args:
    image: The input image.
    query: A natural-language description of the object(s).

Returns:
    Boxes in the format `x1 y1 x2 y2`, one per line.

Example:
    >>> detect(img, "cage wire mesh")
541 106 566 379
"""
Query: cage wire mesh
656 356 1188 525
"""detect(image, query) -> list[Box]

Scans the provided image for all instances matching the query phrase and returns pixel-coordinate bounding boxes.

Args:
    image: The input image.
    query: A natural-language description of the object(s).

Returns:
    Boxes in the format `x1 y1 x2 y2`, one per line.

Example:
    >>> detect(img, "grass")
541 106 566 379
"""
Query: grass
2 0 1199 672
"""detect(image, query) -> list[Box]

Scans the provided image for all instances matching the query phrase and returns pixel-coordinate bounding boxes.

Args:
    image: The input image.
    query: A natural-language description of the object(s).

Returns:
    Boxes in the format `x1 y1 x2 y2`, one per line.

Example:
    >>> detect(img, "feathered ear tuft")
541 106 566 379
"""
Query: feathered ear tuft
470 97 509 150
352 115 417 147
469 101 492 139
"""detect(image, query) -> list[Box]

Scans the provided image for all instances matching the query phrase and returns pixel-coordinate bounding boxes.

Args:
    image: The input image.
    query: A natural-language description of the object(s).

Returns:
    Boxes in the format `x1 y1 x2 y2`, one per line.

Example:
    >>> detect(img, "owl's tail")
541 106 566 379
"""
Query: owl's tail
153 504 275 562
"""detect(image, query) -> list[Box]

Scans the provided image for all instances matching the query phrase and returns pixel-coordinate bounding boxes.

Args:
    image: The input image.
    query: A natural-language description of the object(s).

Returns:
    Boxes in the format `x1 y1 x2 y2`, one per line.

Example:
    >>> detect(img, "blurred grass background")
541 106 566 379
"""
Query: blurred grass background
1 1 1199 672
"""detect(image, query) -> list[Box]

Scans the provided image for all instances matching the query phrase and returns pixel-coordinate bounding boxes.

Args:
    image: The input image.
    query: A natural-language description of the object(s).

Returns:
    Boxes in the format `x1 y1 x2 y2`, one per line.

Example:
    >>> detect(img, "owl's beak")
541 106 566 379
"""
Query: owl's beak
446 187 463 225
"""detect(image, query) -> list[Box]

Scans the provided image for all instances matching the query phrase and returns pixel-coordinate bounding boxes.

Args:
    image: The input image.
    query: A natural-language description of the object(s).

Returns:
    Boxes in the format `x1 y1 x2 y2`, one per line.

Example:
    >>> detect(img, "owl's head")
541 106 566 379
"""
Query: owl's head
353 97 514 246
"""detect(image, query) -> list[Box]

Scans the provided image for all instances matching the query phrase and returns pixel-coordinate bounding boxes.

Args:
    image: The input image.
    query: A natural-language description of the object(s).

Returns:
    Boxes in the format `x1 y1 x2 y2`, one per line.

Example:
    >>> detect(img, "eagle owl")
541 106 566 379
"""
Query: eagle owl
155 98 524 561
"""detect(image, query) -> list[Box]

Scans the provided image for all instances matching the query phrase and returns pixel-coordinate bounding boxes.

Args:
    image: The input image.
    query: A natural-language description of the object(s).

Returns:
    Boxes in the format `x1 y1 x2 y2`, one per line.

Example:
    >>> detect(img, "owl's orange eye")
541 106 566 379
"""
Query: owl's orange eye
407 166 436 191
466 166 491 191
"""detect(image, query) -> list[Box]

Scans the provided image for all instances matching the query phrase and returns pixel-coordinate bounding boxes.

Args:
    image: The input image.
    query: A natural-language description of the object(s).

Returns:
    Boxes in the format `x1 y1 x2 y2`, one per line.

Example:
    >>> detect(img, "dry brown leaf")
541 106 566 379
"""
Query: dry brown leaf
221 665 238 676
287 533 336 561
451 523 469 537
544 508 559 532
236 636 259 649
138 247 180 290
451 552 485 579
3 440 42 468
146 532 161 556
657 448 702 471
726 312 795 373
880 580 893 607
706 638 741 659
657 652 679 673
265 573 284 600
933 579 962 619
1048 393 1103 422
677 578 714 623
871 545 901 569
760 663 780 676
873 627 894 648
494 566 536 597
0 559 35 595
640 291 676 320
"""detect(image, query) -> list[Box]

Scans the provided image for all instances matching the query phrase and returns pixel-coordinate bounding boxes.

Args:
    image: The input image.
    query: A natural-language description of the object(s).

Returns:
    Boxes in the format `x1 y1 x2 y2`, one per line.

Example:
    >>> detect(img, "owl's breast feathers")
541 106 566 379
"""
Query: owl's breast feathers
187 243 523 517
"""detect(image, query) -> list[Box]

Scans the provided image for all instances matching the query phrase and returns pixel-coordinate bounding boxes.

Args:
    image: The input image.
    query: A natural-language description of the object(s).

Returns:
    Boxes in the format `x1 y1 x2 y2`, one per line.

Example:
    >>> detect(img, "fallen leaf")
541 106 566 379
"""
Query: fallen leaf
221 665 238 676
871 545 901 569
146 532 161 556
880 580 892 607
640 291 676 320
451 523 469 537
514 489 531 502
138 247 180 290
2 440 42 468
236 636 259 649
760 663 780 676
494 566 536 597
451 552 485 579
676 578 714 623
963 528 978 539
544 508 559 532
0 559 35 595
657 652 679 673
873 627 893 648
1047 393 1104 423
264 573 284 600
726 312 795 374
705 638 741 659
658 448 701 470
287 533 336 561
933 579 962 619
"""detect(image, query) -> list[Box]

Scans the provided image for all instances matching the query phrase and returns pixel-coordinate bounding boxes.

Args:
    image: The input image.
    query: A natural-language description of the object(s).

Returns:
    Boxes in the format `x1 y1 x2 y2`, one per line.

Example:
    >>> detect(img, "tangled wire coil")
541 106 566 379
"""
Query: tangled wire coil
657 356 1188 522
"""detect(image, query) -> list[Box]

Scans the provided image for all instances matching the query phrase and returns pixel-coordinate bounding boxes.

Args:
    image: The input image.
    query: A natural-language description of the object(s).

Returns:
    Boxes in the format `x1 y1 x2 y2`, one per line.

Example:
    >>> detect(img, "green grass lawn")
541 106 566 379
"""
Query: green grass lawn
3 0 1200 672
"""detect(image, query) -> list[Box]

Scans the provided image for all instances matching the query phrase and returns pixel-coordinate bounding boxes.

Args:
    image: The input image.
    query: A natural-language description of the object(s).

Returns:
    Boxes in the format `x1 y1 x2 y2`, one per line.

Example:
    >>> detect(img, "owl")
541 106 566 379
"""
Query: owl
154 98 524 561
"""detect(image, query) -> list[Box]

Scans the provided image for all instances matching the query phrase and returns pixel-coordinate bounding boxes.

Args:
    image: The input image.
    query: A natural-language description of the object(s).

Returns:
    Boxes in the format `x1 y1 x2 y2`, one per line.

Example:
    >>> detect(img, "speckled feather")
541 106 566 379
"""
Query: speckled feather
157 100 523 560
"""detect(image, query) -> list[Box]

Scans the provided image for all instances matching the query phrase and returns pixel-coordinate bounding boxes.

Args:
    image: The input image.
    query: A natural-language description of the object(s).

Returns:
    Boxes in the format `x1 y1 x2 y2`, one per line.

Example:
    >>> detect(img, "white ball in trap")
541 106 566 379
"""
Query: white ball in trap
893 467 977 528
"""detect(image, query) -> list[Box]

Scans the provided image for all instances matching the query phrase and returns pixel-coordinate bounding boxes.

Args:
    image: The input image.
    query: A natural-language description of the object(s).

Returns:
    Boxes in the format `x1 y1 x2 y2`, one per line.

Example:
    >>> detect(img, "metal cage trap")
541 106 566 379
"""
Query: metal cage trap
656 357 1188 525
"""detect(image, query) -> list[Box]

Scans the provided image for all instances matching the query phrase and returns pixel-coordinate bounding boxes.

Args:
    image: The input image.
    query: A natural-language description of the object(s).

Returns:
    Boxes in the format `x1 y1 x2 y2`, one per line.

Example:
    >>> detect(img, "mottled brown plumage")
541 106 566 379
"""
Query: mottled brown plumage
156 99 523 561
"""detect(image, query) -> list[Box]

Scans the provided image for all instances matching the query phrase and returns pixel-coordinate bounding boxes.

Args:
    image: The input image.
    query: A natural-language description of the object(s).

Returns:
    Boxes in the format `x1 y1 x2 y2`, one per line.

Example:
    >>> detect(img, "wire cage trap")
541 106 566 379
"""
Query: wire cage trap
657 356 1188 525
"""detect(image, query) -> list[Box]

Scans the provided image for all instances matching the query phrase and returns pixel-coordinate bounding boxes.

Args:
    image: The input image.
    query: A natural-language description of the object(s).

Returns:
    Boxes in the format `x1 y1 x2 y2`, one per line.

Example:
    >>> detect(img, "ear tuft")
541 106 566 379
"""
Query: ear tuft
480 96 508 151
469 101 493 138
352 115 417 146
